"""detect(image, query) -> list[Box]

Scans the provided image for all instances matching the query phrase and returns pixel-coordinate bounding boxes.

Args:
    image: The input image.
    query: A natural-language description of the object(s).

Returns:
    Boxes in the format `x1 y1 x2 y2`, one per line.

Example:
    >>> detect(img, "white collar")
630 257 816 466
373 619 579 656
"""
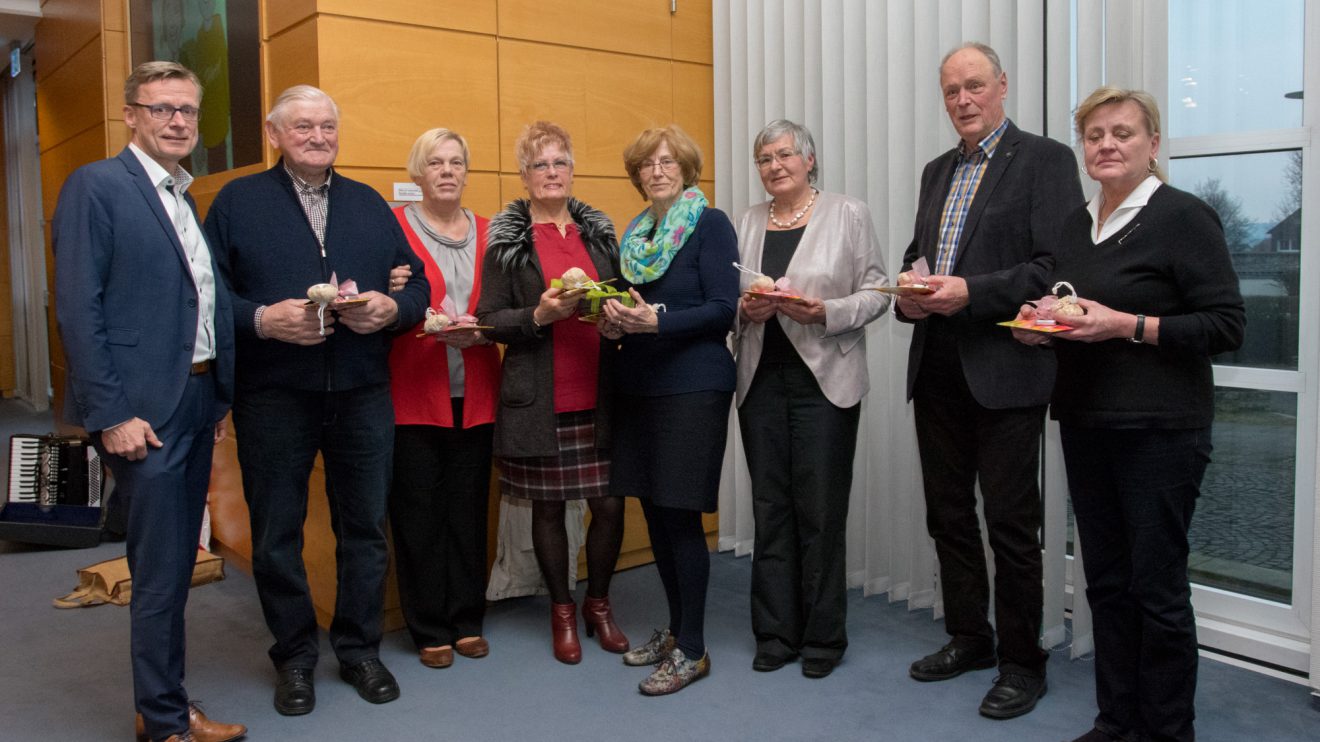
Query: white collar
1086 174 1161 223
128 143 192 194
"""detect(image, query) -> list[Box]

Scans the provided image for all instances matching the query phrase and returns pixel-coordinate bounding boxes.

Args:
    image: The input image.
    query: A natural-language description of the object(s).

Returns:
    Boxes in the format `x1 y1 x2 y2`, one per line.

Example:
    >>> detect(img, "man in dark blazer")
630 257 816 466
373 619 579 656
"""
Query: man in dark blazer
53 61 244 742
206 85 428 717
895 42 1083 720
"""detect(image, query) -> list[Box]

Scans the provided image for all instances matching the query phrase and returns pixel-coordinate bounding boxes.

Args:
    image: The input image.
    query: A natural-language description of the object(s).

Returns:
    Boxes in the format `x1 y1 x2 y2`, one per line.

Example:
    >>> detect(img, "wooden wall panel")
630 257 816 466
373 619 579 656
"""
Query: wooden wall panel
39 126 105 221
671 0 712 64
317 17 499 172
263 17 319 125
102 29 127 117
499 40 673 178
265 0 318 38
33 0 99 82
103 0 125 31
497 0 670 59
36 41 104 152
319 0 496 34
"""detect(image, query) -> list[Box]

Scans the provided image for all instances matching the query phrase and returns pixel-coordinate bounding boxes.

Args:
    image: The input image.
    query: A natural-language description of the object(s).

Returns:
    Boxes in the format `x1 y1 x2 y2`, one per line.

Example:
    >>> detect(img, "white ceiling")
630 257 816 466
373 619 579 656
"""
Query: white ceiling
0 0 39 51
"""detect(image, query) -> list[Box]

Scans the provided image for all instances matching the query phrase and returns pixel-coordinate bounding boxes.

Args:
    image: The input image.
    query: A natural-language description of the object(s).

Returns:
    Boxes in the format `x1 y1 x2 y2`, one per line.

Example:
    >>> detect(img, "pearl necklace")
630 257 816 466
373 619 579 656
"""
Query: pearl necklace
769 188 817 229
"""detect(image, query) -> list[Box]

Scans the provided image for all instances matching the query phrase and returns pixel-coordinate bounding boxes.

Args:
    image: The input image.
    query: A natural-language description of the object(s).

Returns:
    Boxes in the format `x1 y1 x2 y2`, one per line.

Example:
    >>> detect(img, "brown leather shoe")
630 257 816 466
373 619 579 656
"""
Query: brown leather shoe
136 702 246 742
419 645 454 668
581 595 629 653
454 637 489 659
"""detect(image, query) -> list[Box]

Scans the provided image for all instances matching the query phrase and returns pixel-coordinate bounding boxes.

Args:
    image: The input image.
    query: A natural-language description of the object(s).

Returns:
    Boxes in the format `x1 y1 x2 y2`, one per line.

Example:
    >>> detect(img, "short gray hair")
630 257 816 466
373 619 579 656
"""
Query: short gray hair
940 41 1004 79
267 85 340 126
752 119 819 184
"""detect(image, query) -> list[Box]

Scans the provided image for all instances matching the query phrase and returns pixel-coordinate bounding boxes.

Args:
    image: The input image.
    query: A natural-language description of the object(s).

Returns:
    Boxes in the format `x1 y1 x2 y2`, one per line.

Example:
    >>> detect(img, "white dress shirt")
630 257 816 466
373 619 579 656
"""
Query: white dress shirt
1087 174 1162 244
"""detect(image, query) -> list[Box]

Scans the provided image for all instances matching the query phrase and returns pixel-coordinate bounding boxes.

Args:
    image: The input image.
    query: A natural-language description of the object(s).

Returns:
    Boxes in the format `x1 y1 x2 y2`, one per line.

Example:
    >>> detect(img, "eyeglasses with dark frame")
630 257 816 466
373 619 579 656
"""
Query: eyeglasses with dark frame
129 102 202 122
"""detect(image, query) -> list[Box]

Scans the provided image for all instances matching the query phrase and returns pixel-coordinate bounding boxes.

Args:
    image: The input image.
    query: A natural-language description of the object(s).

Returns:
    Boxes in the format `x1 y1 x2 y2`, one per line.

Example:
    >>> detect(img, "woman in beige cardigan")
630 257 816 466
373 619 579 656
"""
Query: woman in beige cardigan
735 119 890 680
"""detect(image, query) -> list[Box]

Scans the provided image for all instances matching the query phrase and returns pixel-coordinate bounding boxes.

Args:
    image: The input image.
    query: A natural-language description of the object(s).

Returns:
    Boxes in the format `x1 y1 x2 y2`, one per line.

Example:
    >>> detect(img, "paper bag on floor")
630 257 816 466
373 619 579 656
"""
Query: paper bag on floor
52 550 225 608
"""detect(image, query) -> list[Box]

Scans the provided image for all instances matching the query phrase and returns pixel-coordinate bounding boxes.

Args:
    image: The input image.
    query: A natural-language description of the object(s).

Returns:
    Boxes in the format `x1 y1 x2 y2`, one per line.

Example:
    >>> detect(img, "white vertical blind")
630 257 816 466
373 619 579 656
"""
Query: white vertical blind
713 0 1078 650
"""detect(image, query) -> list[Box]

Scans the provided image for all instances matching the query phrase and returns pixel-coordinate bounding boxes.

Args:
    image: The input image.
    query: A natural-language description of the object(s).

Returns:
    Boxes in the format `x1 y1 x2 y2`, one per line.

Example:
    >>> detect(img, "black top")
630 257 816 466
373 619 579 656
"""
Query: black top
1049 184 1245 429
615 208 740 395
759 226 805 365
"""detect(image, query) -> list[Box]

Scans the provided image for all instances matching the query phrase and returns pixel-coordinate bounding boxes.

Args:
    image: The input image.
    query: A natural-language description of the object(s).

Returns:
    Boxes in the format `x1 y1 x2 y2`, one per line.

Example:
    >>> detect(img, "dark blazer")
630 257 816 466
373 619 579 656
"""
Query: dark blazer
901 120 1083 409
477 198 618 458
54 147 235 432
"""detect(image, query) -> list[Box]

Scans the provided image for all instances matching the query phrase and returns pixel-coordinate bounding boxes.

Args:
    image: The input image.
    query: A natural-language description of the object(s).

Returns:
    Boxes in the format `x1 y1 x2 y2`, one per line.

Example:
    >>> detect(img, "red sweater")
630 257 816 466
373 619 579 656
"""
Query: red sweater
388 206 501 428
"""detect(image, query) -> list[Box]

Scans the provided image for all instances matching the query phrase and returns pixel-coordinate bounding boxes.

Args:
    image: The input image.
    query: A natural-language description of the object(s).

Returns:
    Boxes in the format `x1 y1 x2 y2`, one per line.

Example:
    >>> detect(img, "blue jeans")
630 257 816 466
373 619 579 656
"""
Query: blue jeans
232 383 394 670
1063 425 1210 742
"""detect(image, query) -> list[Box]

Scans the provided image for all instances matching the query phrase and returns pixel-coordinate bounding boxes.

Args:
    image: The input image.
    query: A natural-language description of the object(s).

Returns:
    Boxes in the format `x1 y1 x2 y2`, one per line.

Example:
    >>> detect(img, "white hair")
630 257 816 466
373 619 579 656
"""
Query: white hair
266 84 340 126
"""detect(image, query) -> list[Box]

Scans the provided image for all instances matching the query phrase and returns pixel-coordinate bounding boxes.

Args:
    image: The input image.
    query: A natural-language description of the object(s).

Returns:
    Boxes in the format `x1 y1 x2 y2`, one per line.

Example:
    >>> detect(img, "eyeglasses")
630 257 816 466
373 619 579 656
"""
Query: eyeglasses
129 102 201 122
754 149 800 169
530 159 572 174
640 157 679 172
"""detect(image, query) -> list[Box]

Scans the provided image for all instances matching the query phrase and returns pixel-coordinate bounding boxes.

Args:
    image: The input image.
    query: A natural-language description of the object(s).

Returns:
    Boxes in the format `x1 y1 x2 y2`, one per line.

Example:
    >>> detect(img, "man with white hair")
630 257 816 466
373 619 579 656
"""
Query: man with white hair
205 85 428 715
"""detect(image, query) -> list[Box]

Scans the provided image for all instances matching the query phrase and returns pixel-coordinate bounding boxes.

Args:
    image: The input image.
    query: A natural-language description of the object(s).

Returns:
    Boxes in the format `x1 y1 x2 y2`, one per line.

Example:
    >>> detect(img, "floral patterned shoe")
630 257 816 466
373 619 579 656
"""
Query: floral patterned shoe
622 629 675 667
638 647 710 696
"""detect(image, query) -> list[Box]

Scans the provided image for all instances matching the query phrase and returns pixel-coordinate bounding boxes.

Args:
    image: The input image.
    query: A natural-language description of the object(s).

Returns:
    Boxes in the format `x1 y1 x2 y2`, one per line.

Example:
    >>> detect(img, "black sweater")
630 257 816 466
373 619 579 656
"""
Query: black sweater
1049 184 1245 429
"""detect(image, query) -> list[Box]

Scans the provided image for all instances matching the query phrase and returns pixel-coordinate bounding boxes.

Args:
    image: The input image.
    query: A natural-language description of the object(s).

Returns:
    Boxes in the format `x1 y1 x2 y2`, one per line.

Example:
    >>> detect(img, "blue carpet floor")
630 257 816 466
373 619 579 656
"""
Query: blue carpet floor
1 396 1315 741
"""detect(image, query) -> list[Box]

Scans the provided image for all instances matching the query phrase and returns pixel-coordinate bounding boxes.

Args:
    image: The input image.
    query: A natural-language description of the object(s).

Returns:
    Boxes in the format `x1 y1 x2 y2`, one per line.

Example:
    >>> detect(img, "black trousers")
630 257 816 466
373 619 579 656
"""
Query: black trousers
913 344 1047 675
1064 425 1209 742
389 399 493 650
233 383 394 671
739 359 859 662
98 372 216 741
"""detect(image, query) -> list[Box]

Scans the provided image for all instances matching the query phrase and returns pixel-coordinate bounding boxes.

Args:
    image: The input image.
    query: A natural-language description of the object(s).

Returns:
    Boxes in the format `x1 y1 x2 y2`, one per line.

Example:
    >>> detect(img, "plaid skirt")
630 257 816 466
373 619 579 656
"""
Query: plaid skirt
498 410 611 501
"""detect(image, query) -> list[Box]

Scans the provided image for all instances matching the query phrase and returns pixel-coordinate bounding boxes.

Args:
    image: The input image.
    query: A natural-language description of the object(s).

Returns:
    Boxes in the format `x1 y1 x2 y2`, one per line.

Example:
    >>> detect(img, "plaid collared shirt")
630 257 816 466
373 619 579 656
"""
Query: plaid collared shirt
286 163 332 248
932 118 1008 275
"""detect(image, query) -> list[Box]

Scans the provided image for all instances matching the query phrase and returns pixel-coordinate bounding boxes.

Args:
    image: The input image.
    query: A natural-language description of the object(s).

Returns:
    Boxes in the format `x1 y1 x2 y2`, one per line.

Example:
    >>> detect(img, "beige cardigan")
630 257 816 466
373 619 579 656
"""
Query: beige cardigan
734 190 890 408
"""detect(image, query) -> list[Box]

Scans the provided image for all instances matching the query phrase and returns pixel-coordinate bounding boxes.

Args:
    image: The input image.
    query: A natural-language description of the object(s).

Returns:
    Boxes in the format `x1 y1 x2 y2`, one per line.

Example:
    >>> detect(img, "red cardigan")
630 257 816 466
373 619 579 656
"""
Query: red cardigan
388 206 501 428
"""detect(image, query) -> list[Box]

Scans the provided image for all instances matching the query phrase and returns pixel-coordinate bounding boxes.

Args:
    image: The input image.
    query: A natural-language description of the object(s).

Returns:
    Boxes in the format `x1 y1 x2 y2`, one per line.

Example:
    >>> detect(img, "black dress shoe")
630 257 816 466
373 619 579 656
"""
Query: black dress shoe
909 642 997 681
751 650 797 672
339 658 400 704
979 672 1047 719
801 657 837 679
1067 729 1117 742
274 668 315 716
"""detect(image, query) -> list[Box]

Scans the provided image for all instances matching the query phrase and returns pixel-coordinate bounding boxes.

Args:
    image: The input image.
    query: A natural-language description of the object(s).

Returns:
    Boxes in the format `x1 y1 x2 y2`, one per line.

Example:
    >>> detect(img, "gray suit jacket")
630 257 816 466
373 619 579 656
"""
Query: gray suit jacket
900 121 1083 409
735 191 889 408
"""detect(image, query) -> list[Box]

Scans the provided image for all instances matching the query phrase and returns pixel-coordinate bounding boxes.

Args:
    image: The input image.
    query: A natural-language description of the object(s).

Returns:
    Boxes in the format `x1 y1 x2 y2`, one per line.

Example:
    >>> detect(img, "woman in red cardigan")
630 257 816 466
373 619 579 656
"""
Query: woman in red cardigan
386 128 501 669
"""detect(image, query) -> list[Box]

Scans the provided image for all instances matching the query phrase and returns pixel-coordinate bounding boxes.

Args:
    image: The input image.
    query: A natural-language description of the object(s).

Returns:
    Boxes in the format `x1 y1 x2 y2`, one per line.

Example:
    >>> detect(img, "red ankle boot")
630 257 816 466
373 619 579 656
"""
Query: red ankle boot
551 602 582 664
582 595 630 653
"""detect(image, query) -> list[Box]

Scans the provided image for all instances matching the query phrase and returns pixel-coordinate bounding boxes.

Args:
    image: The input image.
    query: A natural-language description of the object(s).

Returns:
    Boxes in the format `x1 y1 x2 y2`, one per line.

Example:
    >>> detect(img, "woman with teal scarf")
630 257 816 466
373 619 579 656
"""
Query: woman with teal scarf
600 125 739 695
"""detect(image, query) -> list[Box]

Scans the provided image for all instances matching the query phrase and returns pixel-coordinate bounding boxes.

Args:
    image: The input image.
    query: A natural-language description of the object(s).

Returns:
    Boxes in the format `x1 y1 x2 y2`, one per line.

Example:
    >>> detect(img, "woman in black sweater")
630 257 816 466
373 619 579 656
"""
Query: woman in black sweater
1013 87 1244 742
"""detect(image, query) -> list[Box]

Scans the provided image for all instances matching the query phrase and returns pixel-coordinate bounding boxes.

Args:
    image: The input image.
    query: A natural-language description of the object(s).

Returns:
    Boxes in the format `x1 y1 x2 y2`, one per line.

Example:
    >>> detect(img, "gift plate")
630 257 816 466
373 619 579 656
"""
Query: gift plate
304 297 370 309
997 319 1076 333
743 290 805 303
873 285 934 296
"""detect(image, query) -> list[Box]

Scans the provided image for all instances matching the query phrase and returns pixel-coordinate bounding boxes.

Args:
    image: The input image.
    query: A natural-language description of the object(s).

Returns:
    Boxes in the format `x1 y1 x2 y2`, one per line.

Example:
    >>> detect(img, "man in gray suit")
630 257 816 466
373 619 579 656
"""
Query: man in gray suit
895 41 1082 719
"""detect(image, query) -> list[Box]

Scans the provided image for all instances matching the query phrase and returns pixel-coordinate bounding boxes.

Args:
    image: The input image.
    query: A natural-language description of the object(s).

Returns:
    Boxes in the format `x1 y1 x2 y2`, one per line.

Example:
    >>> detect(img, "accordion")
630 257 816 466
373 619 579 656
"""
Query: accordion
1 434 106 547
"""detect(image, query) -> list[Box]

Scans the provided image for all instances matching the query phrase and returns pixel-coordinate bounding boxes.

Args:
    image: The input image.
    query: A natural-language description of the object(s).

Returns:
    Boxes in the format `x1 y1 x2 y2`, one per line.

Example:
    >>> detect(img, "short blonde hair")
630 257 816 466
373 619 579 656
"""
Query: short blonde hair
514 121 573 173
622 125 702 199
125 61 201 104
1075 86 1166 182
406 128 470 180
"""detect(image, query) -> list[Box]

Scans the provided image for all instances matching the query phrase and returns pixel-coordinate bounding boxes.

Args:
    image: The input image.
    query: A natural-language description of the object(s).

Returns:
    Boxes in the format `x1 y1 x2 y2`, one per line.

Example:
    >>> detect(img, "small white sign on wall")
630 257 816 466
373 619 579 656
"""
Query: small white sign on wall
393 183 423 201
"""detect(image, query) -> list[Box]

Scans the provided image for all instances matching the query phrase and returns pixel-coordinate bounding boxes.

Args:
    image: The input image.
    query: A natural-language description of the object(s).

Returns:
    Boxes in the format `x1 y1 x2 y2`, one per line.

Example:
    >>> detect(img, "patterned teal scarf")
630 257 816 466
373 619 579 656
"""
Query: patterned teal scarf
620 186 708 284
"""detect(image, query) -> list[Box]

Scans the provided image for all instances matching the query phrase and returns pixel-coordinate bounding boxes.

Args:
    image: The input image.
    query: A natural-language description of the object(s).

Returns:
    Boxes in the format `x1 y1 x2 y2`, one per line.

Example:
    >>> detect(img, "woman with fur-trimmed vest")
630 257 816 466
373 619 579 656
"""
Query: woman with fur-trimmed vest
475 121 629 666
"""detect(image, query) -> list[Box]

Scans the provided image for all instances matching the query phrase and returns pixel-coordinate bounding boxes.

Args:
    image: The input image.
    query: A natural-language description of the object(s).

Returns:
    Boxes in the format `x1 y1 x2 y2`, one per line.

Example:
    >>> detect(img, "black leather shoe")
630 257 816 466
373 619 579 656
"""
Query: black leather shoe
801 657 837 679
979 672 1047 719
339 658 400 704
273 668 315 716
908 643 996 681
751 650 797 672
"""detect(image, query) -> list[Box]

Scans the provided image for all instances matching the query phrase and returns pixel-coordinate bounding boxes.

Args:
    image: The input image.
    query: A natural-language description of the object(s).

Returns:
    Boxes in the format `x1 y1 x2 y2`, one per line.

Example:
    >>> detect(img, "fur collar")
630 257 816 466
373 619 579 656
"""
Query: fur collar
487 198 618 272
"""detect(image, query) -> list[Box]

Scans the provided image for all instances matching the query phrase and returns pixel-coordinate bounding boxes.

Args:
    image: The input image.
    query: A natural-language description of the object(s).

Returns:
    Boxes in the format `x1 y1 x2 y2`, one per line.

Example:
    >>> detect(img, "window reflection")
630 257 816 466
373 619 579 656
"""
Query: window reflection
1169 151 1301 370
1168 0 1304 138
1189 388 1296 603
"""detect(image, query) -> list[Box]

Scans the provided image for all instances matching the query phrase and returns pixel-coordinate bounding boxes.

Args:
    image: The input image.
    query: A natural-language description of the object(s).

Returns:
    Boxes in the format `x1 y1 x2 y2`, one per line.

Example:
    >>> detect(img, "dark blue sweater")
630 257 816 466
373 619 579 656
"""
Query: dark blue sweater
205 162 429 392
615 207 739 396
